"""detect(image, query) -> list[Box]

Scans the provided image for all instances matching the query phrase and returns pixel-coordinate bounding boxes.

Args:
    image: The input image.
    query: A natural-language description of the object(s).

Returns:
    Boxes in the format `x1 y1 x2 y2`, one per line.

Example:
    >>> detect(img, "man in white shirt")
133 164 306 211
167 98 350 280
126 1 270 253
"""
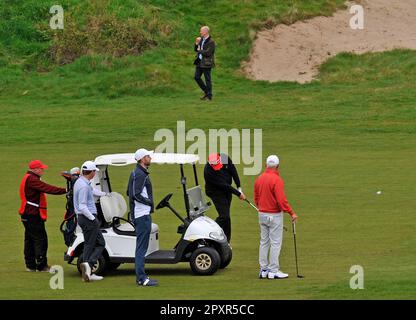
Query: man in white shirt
127 148 158 287
73 161 108 282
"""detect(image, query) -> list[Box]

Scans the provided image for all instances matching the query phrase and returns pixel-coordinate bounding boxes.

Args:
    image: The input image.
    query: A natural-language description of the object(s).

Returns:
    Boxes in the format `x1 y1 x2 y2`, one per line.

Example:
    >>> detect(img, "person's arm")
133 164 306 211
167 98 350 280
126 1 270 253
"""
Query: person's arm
127 173 132 197
92 188 107 197
254 179 260 207
77 186 96 221
198 40 215 57
274 178 296 217
133 172 153 206
204 166 241 196
227 156 241 189
194 37 201 52
29 176 66 195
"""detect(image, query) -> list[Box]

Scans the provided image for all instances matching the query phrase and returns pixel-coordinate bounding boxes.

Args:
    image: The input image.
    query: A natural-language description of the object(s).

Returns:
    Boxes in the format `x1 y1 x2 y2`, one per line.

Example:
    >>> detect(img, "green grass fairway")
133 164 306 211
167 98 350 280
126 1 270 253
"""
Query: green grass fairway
1 1 415 299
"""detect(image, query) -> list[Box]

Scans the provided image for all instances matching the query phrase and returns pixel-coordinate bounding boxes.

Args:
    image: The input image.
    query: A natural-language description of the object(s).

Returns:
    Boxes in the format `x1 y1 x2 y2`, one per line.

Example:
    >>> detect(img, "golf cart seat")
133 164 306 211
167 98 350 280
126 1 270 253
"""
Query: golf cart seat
100 192 128 223
112 216 159 236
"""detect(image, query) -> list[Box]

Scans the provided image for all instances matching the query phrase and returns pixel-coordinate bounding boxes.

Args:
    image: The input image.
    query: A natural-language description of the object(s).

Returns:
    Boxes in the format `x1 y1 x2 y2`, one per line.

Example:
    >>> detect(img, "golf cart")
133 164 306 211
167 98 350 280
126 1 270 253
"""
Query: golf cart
62 153 232 276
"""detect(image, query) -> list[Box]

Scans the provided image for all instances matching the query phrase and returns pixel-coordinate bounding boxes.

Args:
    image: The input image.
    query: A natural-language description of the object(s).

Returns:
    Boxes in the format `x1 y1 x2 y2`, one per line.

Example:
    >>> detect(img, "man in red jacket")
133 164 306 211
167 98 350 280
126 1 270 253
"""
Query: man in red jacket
254 155 298 279
19 160 67 272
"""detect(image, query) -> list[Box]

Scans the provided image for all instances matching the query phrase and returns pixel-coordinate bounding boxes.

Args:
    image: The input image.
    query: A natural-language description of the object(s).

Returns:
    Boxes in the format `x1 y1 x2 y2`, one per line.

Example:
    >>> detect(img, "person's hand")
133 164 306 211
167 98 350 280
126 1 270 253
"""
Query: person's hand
195 36 201 44
291 213 298 223
105 192 111 197
239 192 246 200
94 218 101 227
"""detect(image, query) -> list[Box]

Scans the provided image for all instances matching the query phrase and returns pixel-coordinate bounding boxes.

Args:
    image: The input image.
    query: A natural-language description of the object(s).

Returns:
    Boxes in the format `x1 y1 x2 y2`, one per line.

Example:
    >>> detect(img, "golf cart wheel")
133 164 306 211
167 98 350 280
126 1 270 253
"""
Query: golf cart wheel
77 254 107 276
190 247 220 276
219 249 232 269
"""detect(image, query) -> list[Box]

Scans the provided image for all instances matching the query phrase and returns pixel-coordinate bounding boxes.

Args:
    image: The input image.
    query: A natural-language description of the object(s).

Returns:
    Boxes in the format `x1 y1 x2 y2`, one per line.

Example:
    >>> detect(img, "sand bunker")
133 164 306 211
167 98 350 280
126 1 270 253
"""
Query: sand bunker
245 0 416 83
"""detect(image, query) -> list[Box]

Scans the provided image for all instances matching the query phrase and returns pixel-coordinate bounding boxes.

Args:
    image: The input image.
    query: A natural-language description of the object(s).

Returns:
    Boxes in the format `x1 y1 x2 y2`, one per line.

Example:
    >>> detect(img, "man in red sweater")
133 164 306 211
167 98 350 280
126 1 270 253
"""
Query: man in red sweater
254 155 298 279
19 160 67 272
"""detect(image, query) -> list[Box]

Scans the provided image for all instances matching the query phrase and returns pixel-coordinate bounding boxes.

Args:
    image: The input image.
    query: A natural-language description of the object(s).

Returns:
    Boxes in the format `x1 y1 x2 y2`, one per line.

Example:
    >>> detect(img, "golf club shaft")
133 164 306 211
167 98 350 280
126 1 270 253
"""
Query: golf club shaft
246 200 288 231
246 199 258 211
292 222 300 277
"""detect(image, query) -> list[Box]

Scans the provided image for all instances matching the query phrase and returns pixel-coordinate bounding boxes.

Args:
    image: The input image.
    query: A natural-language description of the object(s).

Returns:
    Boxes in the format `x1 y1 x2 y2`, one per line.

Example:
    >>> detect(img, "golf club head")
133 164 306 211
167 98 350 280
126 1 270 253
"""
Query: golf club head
297 275 304 278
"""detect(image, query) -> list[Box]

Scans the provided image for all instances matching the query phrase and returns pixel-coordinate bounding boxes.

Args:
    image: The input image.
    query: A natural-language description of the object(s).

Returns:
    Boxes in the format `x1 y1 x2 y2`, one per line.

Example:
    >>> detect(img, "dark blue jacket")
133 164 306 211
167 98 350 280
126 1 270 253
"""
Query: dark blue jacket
127 164 154 216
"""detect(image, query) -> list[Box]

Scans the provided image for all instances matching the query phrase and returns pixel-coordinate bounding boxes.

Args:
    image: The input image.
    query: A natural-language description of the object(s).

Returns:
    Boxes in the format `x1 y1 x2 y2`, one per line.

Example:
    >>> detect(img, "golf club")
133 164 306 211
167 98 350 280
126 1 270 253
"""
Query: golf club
291 221 304 278
244 199 287 231
244 199 258 211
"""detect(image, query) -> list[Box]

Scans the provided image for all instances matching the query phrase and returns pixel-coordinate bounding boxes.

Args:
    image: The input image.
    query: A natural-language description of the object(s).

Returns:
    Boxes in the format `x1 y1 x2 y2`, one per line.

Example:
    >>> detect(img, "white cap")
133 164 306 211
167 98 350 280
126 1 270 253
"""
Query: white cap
81 161 100 172
70 167 80 175
266 155 280 167
134 148 154 161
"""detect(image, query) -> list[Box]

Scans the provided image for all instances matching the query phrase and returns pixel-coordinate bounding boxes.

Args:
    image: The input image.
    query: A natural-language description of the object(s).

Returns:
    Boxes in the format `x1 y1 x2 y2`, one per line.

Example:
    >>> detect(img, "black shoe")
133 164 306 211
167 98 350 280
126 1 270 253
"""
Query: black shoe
137 278 158 286
206 95 212 101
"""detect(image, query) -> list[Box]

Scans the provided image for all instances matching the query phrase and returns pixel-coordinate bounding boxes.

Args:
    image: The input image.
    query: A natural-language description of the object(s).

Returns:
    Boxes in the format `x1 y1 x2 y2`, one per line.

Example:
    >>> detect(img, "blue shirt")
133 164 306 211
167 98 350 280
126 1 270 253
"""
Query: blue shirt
73 176 98 220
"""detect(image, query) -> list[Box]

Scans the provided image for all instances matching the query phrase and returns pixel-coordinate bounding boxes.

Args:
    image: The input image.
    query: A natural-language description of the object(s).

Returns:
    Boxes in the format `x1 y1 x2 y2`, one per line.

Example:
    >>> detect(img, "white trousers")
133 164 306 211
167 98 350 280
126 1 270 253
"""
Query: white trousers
258 212 283 273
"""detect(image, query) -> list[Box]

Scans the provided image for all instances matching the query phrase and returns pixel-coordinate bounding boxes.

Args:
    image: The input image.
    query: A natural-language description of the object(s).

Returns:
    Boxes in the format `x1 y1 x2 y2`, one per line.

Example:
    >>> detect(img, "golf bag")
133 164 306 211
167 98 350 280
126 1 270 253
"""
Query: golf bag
60 171 79 247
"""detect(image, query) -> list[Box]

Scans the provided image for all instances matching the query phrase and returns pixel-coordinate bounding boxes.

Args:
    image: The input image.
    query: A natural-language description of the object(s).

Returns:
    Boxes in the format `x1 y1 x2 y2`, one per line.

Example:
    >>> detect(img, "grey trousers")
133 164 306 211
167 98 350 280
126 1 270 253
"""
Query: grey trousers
258 212 283 273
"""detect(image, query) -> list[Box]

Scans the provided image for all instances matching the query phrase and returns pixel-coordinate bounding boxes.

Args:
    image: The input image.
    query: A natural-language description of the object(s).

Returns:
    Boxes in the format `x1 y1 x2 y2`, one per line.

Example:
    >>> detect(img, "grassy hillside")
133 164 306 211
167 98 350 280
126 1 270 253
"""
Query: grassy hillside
0 1 415 300
0 0 346 99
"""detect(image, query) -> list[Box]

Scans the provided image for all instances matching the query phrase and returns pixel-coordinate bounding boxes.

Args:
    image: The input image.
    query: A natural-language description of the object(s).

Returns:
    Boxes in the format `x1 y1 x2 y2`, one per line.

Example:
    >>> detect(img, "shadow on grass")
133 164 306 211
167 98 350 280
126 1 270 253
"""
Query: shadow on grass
106 266 195 277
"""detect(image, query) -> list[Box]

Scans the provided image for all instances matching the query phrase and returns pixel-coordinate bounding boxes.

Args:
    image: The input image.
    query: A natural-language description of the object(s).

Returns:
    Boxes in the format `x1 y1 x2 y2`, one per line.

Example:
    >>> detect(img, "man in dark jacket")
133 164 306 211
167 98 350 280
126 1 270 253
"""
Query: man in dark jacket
204 153 246 242
127 148 158 287
19 160 67 272
194 26 216 101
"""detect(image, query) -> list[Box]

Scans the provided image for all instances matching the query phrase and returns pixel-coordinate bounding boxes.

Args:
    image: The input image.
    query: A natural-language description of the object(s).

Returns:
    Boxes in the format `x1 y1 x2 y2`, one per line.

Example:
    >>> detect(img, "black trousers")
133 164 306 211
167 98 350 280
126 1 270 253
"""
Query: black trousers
21 215 48 270
78 215 106 269
194 66 212 97
208 193 232 242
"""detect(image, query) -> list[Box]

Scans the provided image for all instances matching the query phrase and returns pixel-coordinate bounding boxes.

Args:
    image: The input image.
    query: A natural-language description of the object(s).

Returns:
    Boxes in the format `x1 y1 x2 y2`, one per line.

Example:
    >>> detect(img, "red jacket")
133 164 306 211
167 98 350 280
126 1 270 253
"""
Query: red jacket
254 168 295 216
19 171 66 218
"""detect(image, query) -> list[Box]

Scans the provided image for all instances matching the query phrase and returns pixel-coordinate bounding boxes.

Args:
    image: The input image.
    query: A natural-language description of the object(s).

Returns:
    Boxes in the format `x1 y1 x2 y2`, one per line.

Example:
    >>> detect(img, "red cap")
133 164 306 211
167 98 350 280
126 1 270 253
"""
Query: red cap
29 160 48 170
208 153 223 171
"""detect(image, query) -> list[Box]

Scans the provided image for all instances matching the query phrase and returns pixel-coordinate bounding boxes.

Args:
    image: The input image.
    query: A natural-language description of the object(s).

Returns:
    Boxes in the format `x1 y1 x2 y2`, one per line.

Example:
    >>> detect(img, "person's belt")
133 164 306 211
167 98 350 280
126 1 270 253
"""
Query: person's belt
27 201 47 209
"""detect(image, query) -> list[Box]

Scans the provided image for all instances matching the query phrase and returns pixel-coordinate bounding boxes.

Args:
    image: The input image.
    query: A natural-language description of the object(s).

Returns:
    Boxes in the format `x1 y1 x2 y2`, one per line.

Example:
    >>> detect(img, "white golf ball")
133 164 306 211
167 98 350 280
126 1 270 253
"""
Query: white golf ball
376 191 382 195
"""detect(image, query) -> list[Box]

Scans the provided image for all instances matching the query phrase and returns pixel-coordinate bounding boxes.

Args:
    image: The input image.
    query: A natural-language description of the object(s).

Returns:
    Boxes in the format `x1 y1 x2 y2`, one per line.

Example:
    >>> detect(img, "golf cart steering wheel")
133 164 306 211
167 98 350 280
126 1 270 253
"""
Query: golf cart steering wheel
156 193 173 210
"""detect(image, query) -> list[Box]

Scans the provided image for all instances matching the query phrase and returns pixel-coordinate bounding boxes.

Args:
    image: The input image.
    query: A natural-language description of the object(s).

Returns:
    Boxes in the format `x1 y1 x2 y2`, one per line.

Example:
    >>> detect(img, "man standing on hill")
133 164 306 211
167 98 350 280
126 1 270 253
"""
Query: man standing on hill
194 26 216 101
19 160 67 272
254 155 298 280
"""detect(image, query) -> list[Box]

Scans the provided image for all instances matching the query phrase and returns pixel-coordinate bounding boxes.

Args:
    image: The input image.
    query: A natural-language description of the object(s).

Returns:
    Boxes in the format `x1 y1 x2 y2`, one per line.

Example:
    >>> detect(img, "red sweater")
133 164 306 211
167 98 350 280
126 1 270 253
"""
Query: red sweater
254 168 295 216
21 171 66 216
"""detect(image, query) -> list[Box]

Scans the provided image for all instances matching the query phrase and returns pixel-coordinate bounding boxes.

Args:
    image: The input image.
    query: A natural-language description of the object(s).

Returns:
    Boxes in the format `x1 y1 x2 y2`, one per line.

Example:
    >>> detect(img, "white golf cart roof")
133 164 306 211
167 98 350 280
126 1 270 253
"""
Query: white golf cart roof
94 153 200 166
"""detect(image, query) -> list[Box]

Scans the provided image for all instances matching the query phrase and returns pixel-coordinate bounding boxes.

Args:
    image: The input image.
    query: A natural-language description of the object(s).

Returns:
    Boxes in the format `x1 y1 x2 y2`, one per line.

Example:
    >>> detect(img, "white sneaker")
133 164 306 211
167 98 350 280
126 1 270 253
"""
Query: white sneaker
268 270 289 279
81 262 91 282
259 269 269 279
89 274 103 281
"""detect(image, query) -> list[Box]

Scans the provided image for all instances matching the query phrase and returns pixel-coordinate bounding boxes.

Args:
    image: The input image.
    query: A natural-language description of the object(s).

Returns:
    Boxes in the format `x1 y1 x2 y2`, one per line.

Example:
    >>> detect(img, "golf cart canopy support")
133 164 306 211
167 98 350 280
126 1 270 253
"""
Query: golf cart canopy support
94 153 199 166
94 153 201 218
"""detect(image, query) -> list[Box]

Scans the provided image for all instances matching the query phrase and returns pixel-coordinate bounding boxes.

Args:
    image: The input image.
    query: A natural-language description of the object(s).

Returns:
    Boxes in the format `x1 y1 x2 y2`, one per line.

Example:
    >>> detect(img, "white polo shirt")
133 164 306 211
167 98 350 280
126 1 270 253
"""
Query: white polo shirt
134 186 151 219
